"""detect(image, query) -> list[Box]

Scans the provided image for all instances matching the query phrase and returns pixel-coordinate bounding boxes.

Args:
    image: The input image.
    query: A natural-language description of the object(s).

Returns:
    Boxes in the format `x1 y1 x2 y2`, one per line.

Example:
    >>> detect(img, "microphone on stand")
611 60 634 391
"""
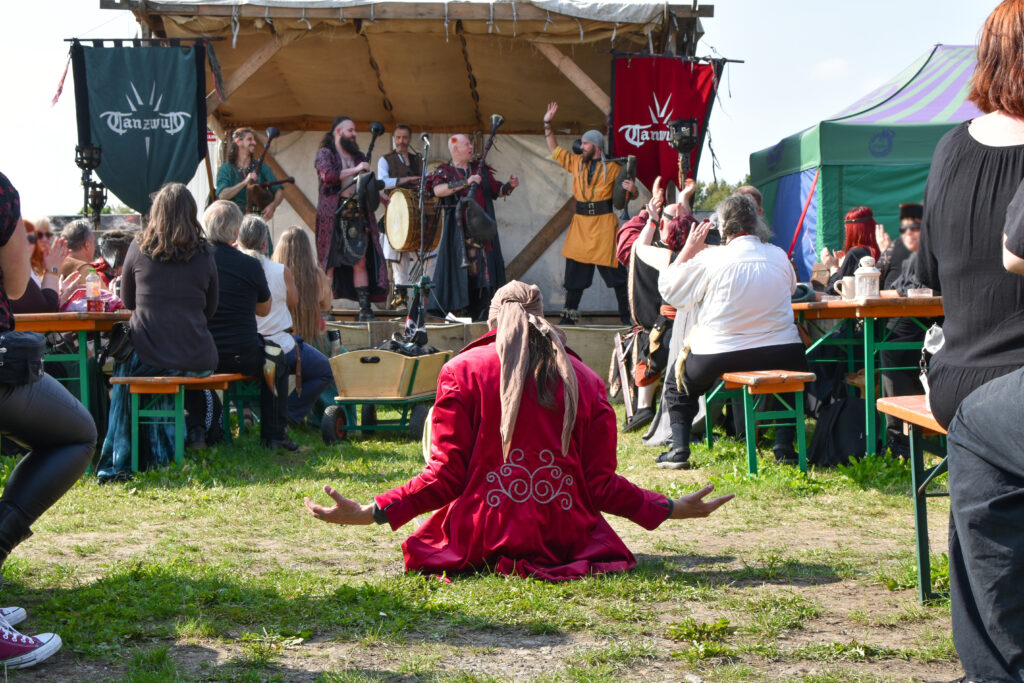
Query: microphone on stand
420 132 431 146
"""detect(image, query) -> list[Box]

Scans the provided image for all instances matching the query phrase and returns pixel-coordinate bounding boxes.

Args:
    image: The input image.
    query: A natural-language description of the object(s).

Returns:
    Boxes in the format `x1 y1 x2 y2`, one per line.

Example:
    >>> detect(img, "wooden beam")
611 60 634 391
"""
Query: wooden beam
205 33 282 113
505 197 575 282
532 42 611 116
251 140 318 231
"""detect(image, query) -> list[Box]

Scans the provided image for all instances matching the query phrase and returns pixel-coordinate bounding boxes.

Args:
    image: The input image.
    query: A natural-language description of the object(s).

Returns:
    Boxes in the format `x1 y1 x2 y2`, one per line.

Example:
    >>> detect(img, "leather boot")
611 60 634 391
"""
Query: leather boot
389 286 408 310
0 502 33 571
355 287 377 322
560 288 583 325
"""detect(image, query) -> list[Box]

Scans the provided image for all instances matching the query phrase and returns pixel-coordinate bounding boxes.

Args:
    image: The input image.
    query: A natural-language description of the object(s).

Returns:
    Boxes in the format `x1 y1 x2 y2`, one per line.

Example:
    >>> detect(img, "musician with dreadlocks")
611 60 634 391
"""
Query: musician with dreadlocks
216 128 284 220
305 281 733 580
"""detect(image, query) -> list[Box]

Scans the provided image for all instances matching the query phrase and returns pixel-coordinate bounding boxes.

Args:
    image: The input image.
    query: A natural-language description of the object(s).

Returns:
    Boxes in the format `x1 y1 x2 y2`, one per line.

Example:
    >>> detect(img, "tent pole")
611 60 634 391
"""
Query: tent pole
788 168 820 259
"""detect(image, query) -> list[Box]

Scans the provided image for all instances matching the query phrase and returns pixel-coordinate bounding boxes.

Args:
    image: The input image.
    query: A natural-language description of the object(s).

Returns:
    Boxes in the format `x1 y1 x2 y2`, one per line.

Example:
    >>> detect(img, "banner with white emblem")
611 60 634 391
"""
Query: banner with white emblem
71 41 207 213
611 57 722 191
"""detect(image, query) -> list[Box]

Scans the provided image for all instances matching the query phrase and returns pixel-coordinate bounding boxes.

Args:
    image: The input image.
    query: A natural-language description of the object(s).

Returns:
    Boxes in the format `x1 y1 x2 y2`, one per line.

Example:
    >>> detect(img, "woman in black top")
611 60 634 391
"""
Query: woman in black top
917 3 1024 681
0 172 91 668
96 183 219 481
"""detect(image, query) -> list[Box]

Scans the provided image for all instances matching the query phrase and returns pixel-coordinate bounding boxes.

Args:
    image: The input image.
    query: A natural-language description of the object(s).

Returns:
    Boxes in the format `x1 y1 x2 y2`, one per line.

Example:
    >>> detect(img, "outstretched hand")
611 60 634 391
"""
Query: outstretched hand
673 219 713 264
304 485 374 525
669 484 735 519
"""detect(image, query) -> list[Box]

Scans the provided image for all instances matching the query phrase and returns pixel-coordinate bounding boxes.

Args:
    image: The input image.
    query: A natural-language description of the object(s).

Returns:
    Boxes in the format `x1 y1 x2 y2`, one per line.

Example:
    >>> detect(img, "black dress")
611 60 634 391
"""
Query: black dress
916 122 1024 428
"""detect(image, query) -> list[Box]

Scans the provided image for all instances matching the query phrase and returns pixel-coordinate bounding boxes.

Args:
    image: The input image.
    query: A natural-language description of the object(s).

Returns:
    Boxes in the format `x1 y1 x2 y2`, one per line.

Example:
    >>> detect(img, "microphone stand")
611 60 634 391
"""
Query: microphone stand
404 134 433 347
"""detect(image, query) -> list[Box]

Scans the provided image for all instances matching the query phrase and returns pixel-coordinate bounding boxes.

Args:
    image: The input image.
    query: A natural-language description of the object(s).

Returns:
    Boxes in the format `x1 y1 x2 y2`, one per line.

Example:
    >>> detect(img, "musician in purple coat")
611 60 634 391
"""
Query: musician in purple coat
314 116 388 321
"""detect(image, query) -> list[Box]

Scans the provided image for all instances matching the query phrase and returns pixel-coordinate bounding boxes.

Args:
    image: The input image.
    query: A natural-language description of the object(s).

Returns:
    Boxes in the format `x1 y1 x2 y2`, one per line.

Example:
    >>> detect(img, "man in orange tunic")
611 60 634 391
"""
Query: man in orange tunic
544 102 637 325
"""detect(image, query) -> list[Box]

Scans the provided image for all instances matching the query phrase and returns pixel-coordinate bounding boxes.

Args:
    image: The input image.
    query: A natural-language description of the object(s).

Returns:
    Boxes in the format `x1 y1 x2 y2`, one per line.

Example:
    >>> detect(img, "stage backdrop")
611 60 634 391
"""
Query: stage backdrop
71 40 207 213
611 57 722 191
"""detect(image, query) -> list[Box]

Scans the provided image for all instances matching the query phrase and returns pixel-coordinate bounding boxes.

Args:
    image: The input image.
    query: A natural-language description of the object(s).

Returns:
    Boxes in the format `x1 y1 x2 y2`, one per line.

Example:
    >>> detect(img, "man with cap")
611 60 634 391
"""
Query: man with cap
544 102 637 325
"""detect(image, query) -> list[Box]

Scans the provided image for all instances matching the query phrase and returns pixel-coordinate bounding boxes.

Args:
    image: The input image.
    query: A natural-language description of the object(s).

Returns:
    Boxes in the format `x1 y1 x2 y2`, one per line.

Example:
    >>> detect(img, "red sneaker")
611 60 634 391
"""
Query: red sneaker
0 615 60 669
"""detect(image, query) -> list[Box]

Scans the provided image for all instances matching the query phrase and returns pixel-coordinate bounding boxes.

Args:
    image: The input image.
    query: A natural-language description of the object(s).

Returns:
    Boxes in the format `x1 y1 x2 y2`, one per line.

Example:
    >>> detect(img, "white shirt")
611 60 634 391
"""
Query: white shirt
657 235 800 354
254 256 296 354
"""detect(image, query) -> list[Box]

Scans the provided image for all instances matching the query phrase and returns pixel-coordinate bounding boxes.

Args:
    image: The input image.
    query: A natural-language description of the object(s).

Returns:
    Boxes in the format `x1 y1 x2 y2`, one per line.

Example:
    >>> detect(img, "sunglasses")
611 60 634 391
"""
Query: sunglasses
37 232 53 239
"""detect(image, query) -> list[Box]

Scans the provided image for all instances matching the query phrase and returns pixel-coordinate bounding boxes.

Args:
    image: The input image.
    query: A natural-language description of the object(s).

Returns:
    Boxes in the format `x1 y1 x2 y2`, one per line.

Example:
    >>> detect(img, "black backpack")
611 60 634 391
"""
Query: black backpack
807 395 866 467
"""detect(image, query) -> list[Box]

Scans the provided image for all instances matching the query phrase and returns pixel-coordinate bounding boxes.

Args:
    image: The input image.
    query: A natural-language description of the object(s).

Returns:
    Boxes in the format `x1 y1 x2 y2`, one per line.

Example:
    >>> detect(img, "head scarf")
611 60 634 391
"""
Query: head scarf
581 130 607 184
0 172 21 245
488 281 579 460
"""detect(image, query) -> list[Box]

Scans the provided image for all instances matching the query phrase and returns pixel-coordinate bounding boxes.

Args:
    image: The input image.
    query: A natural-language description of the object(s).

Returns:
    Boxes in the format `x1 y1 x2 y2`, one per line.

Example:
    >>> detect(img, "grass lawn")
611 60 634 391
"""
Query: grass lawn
2 407 957 682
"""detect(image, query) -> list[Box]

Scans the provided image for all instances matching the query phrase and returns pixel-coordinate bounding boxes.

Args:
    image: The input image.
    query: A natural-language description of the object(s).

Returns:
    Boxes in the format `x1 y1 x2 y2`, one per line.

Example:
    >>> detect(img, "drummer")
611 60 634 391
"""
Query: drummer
378 124 436 310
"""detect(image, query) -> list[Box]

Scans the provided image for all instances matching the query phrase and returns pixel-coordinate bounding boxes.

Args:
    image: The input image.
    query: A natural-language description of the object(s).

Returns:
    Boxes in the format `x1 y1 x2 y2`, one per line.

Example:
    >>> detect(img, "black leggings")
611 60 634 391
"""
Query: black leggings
0 374 96 522
665 343 808 449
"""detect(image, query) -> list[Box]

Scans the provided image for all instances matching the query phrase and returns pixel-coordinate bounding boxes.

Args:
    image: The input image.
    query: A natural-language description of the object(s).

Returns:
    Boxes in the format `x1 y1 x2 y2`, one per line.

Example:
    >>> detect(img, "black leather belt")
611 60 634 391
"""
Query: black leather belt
575 199 614 216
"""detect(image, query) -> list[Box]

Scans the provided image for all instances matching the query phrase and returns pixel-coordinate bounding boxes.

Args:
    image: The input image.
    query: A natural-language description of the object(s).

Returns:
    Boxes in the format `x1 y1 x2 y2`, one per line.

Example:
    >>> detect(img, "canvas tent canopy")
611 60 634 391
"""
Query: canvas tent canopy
749 44 982 281
102 0 711 313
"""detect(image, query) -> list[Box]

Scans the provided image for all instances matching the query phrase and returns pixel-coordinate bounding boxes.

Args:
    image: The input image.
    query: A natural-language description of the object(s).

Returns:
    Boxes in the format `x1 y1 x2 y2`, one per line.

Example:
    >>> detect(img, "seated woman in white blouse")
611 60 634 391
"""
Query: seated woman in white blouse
655 194 808 470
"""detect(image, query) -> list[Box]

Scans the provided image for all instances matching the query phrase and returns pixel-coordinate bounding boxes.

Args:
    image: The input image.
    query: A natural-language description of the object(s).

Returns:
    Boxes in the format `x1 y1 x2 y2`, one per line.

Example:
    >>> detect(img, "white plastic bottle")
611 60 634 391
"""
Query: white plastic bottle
85 269 103 312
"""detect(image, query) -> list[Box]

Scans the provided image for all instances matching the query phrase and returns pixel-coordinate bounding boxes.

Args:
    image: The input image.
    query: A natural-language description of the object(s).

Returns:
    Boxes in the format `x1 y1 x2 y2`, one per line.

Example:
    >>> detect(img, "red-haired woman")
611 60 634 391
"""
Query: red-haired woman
914 1 1024 680
820 206 881 292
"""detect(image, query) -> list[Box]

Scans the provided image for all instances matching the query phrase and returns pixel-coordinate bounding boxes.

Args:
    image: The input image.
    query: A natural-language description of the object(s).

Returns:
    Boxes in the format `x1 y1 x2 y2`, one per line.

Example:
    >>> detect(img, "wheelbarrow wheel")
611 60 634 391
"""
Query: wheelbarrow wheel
409 403 430 441
321 405 348 443
361 404 378 431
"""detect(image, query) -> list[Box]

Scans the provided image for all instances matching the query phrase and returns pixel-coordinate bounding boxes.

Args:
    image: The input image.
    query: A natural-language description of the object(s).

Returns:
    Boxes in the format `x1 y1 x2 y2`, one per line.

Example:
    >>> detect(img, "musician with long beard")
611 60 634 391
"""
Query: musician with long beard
428 133 518 321
543 102 636 325
216 128 284 220
314 116 389 321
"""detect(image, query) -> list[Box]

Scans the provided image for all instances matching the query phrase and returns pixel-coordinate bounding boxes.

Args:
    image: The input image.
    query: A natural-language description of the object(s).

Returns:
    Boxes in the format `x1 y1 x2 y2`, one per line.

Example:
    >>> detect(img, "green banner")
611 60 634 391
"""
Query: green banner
72 41 206 213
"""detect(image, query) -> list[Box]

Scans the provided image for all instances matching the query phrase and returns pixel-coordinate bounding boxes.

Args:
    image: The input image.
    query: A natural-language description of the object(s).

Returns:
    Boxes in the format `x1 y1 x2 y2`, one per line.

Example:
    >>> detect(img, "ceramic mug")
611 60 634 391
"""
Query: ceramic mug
834 276 857 300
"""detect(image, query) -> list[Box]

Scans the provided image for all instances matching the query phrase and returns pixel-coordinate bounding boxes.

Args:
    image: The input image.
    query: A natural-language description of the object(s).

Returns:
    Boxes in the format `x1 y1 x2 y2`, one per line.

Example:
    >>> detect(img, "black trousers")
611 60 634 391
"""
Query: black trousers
563 257 627 290
0 374 96 523
946 366 1024 682
217 345 288 443
665 343 808 451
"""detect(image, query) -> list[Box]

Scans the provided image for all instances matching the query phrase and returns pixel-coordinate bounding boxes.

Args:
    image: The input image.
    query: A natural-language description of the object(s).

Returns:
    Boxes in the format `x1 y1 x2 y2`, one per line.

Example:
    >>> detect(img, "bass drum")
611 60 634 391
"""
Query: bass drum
386 188 440 253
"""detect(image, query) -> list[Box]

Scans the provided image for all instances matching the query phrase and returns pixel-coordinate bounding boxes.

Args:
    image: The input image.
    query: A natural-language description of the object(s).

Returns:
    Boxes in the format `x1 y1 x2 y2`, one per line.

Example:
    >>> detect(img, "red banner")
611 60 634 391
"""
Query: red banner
611 57 719 191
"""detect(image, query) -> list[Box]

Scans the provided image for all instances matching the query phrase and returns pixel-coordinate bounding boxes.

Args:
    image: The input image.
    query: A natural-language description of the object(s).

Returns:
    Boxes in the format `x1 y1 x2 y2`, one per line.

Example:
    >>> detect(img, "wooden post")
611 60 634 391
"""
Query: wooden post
505 197 575 281
533 42 611 116
206 33 283 112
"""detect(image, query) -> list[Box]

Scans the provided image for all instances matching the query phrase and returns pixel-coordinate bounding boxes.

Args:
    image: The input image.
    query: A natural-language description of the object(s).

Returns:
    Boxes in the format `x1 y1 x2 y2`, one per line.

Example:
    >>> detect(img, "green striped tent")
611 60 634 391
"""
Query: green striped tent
749 45 981 279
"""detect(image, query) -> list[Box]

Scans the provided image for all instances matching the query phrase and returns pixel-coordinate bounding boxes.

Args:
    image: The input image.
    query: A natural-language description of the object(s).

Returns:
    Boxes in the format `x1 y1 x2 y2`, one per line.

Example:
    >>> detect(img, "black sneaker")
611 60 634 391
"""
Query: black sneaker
885 435 911 459
656 446 692 470
773 446 799 465
264 438 299 452
622 407 655 433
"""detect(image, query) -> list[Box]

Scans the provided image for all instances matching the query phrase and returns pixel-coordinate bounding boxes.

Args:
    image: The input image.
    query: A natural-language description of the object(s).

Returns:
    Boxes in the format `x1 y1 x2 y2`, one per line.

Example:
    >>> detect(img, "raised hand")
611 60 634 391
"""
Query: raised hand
43 237 69 272
674 219 712 263
544 101 558 123
646 176 664 217
304 485 373 525
670 484 735 519
875 223 891 253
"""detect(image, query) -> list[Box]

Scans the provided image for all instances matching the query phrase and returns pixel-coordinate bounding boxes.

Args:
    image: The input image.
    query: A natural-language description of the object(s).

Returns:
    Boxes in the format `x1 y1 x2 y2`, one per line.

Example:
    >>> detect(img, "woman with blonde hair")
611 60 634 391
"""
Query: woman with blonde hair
273 226 332 351
239 218 333 425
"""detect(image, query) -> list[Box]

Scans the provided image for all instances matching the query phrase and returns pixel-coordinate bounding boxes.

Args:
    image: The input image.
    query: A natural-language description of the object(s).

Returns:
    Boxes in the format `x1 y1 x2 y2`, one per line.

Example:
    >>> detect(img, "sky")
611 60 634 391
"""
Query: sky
0 0 1002 216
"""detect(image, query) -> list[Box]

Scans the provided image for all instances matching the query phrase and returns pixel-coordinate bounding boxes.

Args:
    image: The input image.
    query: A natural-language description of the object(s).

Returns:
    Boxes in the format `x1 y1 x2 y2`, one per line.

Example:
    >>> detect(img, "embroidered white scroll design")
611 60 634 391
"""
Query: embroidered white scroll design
485 449 574 510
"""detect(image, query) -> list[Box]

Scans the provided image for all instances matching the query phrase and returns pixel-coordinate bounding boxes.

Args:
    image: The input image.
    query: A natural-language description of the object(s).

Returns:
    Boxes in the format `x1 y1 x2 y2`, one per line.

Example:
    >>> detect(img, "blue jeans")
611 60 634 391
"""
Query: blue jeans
283 337 333 423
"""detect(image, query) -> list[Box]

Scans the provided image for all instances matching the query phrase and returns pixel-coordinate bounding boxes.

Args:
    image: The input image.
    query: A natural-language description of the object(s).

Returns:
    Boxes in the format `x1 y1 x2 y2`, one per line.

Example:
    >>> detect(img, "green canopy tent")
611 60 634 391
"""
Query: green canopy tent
749 44 981 279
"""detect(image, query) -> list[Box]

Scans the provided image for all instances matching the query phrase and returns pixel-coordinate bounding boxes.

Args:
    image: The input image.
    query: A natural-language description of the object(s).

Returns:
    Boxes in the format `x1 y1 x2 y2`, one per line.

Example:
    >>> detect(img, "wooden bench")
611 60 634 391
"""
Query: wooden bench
110 373 249 471
876 394 948 604
704 370 816 475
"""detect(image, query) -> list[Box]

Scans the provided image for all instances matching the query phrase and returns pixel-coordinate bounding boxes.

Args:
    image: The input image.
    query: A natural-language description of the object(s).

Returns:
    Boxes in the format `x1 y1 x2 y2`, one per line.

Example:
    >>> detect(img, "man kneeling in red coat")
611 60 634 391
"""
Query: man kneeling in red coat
305 281 733 581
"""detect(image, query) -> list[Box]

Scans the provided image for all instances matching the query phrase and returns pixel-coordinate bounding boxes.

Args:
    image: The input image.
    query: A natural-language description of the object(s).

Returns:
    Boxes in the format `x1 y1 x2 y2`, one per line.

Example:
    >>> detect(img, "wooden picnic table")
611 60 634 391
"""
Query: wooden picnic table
14 311 131 414
792 292 943 456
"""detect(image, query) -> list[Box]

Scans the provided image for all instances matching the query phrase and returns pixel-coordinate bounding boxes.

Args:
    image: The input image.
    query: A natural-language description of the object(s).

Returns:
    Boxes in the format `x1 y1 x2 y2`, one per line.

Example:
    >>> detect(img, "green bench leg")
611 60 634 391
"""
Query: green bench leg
743 390 758 475
795 390 807 474
131 393 140 473
174 388 185 466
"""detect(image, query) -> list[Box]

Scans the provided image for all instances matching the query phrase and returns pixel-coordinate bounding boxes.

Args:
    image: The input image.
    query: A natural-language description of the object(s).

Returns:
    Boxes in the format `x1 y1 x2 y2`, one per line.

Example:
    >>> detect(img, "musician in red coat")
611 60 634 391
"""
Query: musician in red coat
305 281 733 580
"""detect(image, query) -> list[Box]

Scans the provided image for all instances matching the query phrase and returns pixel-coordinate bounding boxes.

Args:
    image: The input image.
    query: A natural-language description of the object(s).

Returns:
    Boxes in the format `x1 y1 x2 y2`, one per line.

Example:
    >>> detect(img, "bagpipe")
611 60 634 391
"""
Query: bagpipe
458 113 504 243
244 127 295 214
332 122 386 267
